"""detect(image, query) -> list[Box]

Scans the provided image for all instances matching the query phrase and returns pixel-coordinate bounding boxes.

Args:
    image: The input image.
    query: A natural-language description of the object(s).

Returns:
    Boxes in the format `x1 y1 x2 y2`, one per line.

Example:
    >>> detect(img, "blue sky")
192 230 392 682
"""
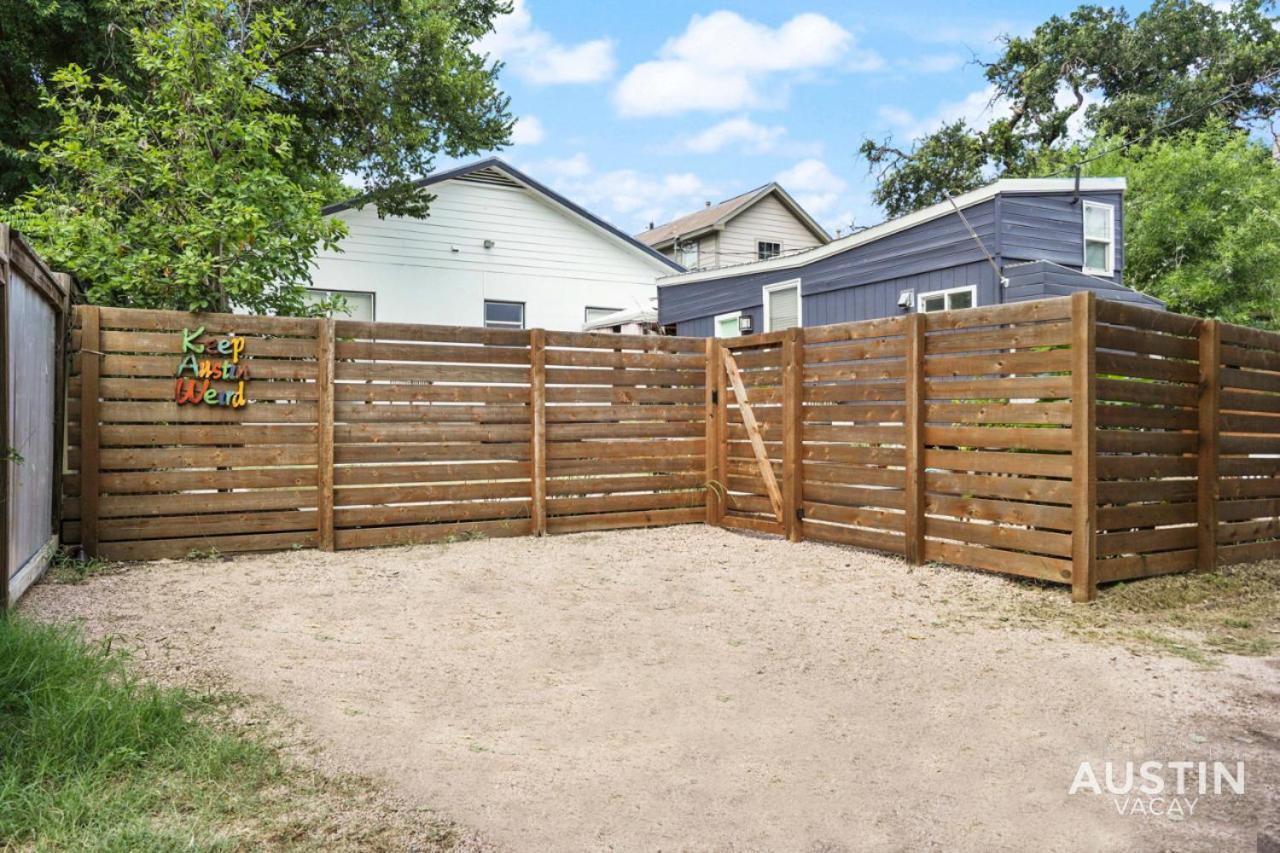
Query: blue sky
463 0 1144 238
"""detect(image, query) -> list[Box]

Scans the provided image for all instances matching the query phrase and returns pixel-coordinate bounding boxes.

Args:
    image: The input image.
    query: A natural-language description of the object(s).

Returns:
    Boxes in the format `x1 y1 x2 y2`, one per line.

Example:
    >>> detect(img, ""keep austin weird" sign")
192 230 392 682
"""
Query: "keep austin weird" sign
174 326 249 408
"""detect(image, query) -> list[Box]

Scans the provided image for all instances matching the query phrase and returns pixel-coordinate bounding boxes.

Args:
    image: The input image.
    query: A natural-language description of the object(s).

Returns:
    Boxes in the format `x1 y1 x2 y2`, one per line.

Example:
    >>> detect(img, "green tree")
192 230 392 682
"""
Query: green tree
6 0 346 315
1046 125 1280 326
860 0 1280 216
0 1 139 202
0 0 513 214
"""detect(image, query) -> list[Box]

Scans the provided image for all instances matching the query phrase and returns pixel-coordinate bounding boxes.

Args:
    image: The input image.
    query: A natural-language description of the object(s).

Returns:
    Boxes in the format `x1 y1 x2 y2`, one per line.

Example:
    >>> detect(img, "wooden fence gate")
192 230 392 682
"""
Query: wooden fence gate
0 227 72 608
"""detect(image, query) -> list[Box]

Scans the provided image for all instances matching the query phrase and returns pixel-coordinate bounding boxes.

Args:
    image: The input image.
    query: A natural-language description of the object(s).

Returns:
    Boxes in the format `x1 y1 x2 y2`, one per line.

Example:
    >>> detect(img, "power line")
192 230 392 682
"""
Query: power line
1039 66 1280 178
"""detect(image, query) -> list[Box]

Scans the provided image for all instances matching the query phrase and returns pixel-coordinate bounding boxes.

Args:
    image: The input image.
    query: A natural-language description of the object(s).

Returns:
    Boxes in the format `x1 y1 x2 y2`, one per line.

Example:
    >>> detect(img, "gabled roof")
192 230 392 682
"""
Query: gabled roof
658 177 1127 286
323 157 683 273
635 183 830 249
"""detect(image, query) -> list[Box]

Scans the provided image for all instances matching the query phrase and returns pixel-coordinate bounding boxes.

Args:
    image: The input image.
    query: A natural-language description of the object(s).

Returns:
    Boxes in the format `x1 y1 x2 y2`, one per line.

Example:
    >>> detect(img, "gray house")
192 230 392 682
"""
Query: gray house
657 177 1163 337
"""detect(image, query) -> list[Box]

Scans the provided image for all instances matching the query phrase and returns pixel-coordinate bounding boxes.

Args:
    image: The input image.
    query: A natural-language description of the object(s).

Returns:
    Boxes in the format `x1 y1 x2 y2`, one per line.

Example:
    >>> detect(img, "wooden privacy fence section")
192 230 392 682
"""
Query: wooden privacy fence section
64 294 1280 600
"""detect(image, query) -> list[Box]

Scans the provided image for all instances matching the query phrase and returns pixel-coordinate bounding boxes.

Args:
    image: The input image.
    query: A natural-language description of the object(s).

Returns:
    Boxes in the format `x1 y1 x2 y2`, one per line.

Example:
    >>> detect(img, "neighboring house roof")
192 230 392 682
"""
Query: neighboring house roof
324 157 683 273
635 183 830 250
657 177 1127 287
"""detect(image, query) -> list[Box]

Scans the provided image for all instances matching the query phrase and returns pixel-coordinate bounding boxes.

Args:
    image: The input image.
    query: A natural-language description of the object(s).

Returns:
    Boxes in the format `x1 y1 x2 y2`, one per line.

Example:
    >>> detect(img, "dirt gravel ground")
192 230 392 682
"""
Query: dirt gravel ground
24 526 1280 852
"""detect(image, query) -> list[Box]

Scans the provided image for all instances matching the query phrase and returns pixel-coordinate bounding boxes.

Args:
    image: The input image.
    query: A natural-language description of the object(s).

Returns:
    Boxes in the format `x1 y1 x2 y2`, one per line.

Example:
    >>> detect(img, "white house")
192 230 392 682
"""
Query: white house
309 158 681 331
634 183 829 271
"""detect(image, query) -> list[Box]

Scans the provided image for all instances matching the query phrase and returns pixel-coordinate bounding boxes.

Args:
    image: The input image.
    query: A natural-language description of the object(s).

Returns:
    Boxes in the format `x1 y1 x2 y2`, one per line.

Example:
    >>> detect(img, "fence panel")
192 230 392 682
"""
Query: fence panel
798 316 909 555
67 307 322 560
329 320 536 549
543 330 707 534
1090 300 1202 583
1216 322 1280 565
919 298 1078 584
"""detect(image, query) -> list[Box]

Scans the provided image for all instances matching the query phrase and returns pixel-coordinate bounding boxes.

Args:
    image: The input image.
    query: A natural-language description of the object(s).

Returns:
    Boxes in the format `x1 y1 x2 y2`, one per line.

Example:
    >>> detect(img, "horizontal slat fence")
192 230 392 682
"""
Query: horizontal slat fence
329 320 535 549
542 330 707 534
1215 322 1280 565
64 296 1280 599
799 317 909 554
921 299 1078 585
67 308 322 560
1092 301 1202 583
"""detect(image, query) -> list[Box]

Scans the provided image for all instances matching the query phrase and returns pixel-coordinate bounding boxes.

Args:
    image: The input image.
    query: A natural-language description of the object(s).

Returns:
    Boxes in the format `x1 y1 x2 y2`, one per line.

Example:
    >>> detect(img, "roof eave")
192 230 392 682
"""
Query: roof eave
657 177 1126 287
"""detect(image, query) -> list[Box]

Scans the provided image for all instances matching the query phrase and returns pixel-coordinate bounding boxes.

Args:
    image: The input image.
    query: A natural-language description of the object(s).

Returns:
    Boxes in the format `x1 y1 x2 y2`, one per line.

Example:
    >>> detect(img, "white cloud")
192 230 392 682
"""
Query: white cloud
521 154 720 231
615 11 875 117
510 115 545 146
775 158 849 216
682 116 788 154
477 0 615 84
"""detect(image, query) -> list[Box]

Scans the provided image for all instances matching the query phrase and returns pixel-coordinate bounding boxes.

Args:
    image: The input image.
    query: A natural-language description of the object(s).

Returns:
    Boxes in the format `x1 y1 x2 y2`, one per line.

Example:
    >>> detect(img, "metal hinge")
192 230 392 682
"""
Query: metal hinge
795 507 805 521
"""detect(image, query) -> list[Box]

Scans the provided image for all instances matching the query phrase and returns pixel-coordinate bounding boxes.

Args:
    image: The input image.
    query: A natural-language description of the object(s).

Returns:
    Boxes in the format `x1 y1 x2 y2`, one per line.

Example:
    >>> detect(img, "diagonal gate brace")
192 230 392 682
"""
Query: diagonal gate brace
721 347 785 522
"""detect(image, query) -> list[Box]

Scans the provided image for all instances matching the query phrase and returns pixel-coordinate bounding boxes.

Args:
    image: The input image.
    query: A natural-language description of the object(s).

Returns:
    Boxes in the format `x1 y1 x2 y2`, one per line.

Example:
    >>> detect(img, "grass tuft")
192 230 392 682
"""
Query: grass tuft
0 615 464 850
1005 560 1280 665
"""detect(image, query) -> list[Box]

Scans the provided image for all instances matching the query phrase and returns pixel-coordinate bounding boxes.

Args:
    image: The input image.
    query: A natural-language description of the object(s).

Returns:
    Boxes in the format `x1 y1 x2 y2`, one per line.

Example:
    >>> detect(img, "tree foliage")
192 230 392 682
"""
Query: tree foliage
860 0 1280 217
6 0 346 315
1047 125 1280 327
0 1 139 202
0 0 513 216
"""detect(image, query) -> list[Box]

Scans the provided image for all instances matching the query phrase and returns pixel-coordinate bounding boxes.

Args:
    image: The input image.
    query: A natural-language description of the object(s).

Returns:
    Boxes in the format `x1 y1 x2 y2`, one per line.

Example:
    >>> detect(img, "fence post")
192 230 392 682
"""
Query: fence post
529 328 547 535
903 312 925 564
1197 319 1220 573
782 327 803 542
79 305 102 558
1070 291 1098 602
704 338 720 525
316 318 336 551
714 341 729 525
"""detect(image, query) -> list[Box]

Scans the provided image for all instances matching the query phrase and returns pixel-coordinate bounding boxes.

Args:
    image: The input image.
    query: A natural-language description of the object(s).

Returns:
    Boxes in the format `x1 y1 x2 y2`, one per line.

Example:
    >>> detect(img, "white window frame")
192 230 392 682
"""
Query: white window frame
1081 200 1115 276
917 284 977 313
483 299 525 330
676 239 699 269
756 239 783 261
714 311 742 338
584 306 623 324
762 279 803 332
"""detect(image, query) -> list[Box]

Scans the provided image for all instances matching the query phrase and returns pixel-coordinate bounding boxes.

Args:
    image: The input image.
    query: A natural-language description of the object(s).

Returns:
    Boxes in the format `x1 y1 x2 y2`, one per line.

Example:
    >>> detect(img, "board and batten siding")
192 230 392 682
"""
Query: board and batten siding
1000 191 1124 282
311 177 665 331
659 189 1128 334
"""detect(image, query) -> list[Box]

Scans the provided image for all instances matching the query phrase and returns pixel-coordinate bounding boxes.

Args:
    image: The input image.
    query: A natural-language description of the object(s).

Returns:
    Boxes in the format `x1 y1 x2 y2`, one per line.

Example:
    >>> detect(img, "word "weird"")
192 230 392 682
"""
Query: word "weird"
174 326 249 408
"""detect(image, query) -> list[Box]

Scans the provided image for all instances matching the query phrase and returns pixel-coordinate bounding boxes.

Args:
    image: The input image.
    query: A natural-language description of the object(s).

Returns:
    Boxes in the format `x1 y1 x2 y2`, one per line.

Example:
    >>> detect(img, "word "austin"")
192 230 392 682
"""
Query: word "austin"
174 326 248 408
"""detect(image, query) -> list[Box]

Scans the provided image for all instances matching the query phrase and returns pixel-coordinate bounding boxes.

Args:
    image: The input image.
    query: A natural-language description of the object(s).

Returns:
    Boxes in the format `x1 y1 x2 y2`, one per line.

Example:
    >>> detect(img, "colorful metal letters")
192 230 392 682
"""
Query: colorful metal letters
174 326 248 407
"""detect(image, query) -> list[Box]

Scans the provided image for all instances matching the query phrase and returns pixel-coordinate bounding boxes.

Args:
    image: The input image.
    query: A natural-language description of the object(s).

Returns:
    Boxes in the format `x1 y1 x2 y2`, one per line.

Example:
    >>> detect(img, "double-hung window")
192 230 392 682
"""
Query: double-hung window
1082 200 1115 276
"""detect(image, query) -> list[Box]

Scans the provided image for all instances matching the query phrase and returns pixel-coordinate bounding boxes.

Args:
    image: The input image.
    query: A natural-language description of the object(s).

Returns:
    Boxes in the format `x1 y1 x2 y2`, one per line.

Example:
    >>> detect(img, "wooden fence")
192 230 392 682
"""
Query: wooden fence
0 227 71 608
63 293 1280 600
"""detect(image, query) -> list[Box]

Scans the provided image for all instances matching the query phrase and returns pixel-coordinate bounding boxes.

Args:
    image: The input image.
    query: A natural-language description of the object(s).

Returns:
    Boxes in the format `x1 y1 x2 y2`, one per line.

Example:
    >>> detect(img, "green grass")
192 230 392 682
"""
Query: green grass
0 615 452 851
1003 560 1280 666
